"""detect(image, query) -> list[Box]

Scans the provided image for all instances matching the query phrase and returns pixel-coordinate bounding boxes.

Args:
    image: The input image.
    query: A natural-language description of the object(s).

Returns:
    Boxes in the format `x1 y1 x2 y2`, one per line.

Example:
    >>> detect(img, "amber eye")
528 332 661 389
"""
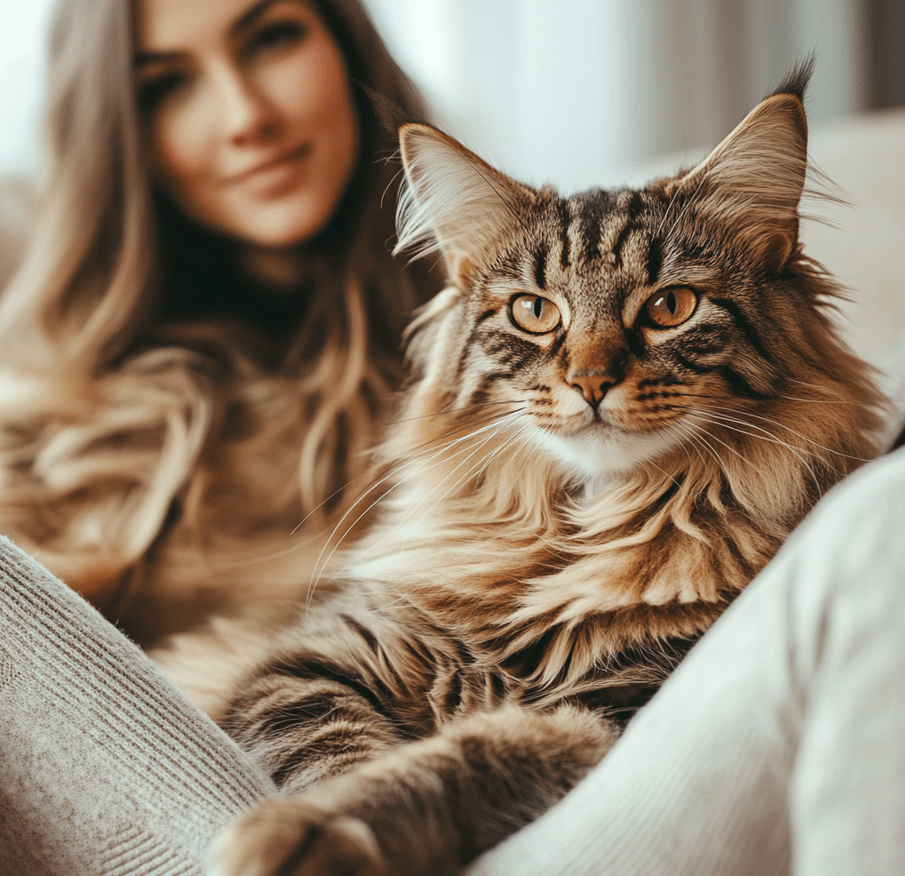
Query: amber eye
645 287 698 328
510 294 562 334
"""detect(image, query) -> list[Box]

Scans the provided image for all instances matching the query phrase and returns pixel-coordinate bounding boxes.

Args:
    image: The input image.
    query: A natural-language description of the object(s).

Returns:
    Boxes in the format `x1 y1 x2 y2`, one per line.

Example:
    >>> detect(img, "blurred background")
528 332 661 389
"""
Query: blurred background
1 0 902 187
0 0 903 362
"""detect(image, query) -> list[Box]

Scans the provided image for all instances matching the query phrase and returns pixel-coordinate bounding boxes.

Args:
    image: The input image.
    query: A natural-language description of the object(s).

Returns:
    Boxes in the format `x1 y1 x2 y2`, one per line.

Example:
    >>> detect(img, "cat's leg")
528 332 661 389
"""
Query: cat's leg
211 703 618 876
152 614 289 722
219 646 405 792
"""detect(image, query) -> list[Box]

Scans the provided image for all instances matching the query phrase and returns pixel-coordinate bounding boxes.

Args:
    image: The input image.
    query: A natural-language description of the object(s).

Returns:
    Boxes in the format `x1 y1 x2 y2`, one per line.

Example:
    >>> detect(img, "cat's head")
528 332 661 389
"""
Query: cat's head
393 63 858 487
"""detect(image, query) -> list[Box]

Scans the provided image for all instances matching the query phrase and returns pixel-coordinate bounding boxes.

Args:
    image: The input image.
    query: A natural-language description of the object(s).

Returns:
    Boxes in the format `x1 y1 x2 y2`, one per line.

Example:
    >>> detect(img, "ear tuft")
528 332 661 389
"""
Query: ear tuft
768 54 815 104
679 65 813 273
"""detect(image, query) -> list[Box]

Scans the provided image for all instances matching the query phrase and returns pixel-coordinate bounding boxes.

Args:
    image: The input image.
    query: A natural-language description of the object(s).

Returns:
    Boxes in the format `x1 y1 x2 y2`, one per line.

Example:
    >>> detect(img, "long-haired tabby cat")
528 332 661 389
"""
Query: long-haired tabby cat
170 64 885 876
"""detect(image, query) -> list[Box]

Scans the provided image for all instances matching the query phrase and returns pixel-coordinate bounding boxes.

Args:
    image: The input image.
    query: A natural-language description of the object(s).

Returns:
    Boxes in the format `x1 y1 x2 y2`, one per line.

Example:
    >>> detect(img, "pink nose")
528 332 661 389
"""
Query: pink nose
569 373 617 408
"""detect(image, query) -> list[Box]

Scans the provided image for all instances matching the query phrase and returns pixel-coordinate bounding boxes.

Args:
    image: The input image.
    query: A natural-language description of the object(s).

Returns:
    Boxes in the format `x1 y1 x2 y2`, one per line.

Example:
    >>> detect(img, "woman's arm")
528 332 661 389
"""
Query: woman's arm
0 535 275 875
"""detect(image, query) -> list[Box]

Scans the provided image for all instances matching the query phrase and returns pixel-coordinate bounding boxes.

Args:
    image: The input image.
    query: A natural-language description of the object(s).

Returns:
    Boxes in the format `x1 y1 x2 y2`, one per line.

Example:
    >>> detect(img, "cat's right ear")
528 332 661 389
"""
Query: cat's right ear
394 124 534 287
672 71 811 274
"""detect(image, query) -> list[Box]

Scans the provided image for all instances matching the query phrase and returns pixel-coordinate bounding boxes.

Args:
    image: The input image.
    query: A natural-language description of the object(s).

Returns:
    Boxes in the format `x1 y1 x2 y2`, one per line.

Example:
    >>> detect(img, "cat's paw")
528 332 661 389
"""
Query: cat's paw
210 796 387 876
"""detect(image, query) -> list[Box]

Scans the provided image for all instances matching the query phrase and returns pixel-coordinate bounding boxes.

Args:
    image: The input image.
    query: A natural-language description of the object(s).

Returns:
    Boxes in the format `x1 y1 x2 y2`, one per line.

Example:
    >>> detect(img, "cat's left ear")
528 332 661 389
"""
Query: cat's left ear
394 124 536 286
677 75 810 273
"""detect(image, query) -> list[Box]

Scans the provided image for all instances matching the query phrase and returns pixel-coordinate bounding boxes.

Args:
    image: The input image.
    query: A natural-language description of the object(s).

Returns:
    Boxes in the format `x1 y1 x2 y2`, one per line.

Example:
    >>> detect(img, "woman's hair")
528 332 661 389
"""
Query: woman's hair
0 0 436 621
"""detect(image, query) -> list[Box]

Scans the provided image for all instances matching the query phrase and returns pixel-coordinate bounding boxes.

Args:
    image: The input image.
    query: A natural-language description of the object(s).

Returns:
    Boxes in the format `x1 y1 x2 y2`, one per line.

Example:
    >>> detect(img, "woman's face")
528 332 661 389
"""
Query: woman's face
135 0 360 249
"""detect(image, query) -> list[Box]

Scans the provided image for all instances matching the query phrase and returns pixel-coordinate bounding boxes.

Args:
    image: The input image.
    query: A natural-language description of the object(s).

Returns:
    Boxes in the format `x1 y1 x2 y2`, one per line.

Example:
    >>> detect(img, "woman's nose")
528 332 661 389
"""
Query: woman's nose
210 64 280 145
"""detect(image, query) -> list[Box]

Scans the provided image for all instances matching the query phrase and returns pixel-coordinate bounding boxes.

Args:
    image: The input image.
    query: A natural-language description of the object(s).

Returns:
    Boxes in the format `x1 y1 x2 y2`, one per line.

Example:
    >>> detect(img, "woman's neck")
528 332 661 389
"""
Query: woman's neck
239 246 307 292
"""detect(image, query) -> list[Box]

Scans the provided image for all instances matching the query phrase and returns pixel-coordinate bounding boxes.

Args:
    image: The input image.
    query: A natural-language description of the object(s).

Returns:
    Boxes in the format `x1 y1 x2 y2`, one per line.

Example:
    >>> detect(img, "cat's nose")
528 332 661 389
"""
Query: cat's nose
569 372 619 408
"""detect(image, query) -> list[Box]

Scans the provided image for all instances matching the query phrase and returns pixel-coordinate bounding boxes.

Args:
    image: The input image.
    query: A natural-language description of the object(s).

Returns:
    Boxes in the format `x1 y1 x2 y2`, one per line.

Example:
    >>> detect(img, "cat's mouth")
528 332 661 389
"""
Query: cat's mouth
548 403 634 437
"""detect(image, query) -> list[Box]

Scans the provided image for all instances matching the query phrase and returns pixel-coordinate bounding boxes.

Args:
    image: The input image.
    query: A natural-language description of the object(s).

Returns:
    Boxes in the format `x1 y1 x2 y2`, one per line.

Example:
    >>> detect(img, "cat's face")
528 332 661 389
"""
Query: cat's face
396 86 814 483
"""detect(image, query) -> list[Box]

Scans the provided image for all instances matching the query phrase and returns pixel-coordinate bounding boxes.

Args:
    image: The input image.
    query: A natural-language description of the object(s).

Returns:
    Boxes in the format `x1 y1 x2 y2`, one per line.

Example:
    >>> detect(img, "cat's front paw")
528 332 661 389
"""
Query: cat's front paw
211 796 387 876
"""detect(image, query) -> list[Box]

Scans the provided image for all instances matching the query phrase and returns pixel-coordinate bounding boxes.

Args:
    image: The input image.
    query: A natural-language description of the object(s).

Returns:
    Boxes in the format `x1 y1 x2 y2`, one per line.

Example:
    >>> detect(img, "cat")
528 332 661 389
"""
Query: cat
179 63 885 876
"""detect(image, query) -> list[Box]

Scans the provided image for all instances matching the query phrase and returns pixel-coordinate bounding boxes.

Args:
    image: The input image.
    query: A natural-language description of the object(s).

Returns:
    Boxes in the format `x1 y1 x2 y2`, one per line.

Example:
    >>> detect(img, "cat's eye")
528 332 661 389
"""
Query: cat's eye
645 287 698 328
509 295 562 334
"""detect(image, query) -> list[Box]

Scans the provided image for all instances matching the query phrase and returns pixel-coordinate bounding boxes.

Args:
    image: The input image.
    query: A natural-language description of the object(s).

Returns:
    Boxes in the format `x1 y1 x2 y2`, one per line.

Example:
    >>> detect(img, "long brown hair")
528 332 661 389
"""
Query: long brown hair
0 0 436 637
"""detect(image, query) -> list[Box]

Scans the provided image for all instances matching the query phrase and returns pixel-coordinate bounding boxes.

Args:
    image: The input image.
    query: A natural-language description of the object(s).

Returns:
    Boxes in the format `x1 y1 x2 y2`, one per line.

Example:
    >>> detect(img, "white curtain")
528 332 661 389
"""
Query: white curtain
0 0 867 187
365 0 867 192
0 0 54 176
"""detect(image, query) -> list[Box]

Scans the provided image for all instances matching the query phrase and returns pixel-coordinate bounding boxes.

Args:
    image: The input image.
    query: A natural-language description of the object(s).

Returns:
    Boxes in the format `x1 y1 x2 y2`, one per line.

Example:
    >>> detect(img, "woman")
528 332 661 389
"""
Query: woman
0 0 435 645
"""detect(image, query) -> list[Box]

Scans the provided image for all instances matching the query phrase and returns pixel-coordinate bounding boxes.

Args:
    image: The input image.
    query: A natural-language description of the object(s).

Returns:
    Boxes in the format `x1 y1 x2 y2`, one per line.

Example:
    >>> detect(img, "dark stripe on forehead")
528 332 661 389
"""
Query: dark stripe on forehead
621 190 644 216
255 694 340 734
578 190 614 263
708 298 772 362
557 199 571 267
646 237 663 285
265 657 390 711
611 191 644 268
611 222 632 269
578 200 602 263
533 246 547 291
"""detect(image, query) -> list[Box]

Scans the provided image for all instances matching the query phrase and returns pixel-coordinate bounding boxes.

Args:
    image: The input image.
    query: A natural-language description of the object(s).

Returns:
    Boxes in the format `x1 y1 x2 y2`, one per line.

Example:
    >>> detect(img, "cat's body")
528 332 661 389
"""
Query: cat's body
172 65 885 876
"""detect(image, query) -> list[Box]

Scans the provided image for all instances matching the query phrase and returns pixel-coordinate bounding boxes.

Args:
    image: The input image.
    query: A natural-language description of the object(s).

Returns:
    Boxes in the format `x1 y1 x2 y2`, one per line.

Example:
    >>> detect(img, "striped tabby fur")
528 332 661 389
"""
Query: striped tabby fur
185 64 886 876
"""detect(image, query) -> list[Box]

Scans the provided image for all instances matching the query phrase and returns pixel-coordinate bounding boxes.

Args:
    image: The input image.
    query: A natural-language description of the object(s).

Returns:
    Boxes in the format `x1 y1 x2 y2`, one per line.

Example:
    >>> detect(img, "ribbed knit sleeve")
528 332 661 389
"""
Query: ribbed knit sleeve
0 536 275 876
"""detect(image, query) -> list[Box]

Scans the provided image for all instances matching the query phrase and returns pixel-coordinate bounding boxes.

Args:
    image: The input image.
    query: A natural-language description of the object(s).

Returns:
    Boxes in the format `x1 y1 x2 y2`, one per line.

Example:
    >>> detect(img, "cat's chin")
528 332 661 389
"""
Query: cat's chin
532 424 681 494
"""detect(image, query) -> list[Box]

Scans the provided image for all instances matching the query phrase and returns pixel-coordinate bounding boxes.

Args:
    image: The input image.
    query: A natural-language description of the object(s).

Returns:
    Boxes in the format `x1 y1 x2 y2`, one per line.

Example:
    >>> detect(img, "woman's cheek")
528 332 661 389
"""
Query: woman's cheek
152 93 212 192
279 37 349 123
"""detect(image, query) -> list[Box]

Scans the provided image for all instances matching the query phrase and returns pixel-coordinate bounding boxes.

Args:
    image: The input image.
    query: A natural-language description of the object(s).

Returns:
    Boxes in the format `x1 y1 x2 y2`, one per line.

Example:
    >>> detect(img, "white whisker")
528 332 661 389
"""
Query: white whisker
673 421 709 471
688 408 822 492
384 399 526 428
405 406 527 457
693 429 739 470
724 408 869 462
339 421 529 577
410 424 533 542
305 410 526 607
509 433 544 485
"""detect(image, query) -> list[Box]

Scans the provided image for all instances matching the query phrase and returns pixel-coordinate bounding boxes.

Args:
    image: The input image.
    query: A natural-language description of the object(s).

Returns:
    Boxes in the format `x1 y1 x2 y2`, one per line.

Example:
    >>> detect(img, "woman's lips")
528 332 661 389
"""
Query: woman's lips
225 143 313 198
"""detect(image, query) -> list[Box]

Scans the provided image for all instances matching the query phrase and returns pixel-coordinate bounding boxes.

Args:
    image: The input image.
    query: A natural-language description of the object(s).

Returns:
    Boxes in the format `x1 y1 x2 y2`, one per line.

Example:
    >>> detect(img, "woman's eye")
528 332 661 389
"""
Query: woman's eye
246 20 308 55
509 294 562 334
644 287 698 328
137 71 188 112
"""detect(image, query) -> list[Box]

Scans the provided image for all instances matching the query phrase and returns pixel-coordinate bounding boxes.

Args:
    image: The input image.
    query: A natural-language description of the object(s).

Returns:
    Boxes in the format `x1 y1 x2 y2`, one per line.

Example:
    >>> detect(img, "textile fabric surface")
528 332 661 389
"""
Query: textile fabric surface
0 536 276 875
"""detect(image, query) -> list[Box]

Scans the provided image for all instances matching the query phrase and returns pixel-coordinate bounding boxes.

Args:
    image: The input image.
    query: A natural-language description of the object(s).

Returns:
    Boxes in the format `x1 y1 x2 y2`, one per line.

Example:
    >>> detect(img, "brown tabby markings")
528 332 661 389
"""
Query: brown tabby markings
173 63 887 876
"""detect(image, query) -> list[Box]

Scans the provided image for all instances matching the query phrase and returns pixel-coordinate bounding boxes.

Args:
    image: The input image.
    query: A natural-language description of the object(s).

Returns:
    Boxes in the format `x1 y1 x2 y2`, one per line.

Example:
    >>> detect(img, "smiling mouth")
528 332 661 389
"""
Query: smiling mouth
225 143 313 195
